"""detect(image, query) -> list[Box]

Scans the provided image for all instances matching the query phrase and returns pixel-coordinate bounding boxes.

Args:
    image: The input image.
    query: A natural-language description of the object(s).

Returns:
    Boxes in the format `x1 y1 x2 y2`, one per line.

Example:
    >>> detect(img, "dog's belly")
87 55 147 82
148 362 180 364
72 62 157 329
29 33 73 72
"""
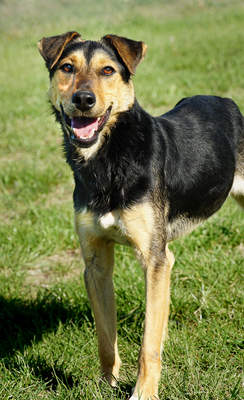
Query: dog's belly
166 215 202 242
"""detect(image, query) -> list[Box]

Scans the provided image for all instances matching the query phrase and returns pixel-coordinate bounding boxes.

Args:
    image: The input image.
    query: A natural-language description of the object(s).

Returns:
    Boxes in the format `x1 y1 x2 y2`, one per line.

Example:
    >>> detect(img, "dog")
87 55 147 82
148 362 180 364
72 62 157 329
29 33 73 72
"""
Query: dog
38 32 244 399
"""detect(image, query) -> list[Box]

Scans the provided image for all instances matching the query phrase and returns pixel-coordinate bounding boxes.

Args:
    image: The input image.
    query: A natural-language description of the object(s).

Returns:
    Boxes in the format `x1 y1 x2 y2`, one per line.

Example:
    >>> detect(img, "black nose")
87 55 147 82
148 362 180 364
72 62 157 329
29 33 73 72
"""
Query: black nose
72 90 96 111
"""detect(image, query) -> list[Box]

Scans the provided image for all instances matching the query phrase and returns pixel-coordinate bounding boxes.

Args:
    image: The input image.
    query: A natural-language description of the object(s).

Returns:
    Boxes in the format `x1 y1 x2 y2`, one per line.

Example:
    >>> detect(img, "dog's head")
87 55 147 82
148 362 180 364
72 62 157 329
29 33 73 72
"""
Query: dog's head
38 32 147 156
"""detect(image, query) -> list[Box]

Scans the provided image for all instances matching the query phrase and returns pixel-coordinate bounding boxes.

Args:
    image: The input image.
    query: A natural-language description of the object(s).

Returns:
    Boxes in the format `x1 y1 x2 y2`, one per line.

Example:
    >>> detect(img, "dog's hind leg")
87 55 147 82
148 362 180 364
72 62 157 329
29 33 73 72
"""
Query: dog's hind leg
230 143 244 210
231 173 244 209
75 214 121 387
230 130 244 209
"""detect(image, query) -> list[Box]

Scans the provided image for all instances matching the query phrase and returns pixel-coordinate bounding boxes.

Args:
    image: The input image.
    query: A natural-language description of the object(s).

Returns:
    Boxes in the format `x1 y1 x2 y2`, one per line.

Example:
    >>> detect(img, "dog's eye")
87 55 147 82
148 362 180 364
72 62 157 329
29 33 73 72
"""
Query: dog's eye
103 66 115 75
61 64 73 73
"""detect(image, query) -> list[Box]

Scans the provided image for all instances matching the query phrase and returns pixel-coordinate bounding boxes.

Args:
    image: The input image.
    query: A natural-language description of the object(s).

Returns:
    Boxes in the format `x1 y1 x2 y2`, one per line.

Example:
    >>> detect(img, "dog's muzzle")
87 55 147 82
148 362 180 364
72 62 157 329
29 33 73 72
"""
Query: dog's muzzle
61 98 112 148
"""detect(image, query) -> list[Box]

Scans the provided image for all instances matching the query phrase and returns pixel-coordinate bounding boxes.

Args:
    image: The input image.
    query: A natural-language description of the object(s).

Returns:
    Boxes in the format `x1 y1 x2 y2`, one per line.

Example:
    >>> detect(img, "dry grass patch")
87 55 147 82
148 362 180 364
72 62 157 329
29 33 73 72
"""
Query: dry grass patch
23 248 84 296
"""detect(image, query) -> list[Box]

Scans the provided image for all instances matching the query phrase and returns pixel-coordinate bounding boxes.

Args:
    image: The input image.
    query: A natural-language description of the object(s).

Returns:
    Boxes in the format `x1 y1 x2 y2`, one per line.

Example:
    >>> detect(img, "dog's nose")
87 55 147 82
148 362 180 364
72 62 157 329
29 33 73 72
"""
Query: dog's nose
72 90 96 111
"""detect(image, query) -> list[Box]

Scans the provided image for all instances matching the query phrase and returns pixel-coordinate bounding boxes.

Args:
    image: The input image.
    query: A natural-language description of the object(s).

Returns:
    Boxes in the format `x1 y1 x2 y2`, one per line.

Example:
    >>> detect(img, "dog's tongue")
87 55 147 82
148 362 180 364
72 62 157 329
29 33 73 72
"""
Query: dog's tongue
71 116 98 139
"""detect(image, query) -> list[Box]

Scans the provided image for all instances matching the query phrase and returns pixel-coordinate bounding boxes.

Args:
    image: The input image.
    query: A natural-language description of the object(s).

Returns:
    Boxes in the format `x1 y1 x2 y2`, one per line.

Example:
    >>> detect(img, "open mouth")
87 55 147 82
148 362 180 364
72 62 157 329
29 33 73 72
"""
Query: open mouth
62 106 112 146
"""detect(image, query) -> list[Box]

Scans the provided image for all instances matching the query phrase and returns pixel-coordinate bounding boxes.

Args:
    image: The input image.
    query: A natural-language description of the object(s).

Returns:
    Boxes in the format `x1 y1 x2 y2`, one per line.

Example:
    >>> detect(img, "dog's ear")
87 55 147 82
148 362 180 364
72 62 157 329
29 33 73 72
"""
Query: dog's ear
101 34 148 75
38 31 81 70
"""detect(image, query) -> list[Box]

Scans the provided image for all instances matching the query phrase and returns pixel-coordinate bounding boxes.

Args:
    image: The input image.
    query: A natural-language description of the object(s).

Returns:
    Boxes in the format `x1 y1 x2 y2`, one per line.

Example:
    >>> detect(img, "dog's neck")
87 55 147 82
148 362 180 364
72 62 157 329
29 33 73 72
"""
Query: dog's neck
63 100 156 214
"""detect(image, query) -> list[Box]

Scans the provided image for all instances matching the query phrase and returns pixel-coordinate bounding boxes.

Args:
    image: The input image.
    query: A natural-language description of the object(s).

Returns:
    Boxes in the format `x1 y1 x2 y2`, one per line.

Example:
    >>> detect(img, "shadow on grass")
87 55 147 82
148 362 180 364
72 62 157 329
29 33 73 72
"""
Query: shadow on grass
0 291 138 397
0 292 93 356
10 353 79 391
0 292 93 388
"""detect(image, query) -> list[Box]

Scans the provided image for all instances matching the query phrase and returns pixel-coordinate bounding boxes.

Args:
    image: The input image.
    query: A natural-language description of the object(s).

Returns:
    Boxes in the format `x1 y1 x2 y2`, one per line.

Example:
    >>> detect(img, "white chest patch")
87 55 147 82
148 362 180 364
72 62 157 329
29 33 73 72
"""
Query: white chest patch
97 211 131 246
99 211 119 229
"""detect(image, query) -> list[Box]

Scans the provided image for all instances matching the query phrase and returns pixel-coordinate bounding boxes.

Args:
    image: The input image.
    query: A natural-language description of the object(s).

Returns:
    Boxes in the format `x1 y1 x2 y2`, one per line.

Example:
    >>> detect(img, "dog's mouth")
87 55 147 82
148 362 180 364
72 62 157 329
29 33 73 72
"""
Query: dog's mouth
62 106 112 146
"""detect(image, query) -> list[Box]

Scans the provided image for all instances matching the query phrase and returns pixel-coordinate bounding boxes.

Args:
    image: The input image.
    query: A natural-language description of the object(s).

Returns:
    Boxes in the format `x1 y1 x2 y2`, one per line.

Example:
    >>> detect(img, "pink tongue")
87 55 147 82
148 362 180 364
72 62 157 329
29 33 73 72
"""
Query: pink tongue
71 116 98 139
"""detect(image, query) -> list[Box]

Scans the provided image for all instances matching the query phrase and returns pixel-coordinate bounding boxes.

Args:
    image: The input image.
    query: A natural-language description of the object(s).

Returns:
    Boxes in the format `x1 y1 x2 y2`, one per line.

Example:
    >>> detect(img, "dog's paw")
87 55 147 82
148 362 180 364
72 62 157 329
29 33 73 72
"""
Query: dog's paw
128 389 159 399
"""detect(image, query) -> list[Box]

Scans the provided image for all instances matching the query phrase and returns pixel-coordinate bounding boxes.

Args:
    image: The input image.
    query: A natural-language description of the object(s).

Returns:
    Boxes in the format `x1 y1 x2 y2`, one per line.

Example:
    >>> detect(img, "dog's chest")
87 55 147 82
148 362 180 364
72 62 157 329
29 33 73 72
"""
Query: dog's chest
76 209 131 246
99 212 119 230
98 211 131 245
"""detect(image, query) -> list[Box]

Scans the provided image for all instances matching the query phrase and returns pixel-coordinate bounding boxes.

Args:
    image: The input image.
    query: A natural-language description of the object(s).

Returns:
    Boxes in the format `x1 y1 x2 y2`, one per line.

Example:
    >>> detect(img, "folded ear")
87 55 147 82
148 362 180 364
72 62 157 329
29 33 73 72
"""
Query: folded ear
38 31 81 70
101 34 148 75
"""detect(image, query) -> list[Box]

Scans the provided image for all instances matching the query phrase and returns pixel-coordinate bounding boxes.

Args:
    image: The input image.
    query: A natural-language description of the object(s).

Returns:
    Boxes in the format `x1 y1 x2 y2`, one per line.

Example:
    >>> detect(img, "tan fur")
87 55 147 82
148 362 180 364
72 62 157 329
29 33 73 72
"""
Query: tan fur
75 202 174 399
131 242 174 400
75 211 121 386
49 48 135 160
122 202 155 261
230 174 244 209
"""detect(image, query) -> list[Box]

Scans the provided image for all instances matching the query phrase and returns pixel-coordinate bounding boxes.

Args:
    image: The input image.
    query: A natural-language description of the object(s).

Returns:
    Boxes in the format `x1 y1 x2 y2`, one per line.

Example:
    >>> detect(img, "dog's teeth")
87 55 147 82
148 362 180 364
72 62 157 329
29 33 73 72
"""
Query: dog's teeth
98 117 101 121
88 129 95 138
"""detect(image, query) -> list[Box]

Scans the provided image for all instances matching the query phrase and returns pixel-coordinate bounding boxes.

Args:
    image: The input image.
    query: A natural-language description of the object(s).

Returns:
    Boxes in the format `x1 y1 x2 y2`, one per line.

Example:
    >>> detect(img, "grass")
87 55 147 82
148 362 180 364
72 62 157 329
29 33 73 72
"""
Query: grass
0 0 244 398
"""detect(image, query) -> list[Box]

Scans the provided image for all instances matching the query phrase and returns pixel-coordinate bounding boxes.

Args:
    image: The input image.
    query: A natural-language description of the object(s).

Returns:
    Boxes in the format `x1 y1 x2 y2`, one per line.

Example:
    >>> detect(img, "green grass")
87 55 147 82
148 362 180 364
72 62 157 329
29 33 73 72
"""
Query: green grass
0 0 244 398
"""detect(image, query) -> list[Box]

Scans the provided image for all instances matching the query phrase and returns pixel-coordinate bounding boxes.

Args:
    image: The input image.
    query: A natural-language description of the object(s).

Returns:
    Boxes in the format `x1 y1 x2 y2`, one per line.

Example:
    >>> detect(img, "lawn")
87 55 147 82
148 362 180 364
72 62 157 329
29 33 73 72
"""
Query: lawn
0 0 243 399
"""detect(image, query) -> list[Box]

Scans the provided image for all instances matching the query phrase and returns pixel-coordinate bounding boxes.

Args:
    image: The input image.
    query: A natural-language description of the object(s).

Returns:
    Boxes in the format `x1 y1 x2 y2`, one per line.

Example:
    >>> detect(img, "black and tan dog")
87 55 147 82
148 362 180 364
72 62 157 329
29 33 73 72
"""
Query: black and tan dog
38 32 244 399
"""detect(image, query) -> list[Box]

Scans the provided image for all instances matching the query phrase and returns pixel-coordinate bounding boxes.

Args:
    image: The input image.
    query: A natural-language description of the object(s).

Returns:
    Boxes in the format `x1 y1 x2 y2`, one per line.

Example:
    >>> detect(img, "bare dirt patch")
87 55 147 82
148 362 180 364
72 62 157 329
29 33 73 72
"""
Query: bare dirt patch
24 248 84 295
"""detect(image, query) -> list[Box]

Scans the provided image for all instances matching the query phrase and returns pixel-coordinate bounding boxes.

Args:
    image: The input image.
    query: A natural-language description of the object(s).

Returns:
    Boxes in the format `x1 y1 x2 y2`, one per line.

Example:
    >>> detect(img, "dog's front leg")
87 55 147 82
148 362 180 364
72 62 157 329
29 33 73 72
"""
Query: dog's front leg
83 237 121 386
76 213 121 386
83 238 121 386
131 245 174 400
